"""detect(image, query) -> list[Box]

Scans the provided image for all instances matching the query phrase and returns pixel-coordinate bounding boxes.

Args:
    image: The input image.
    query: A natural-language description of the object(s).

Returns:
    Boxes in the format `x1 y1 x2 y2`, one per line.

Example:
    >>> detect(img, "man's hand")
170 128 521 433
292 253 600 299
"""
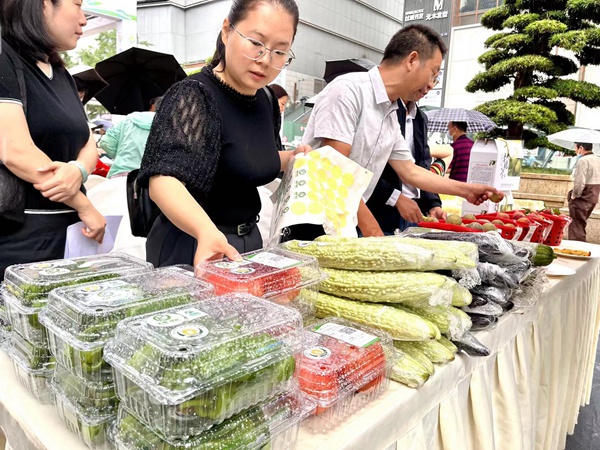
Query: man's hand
395 195 424 223
464 184 499 206
34 162 83 203
428 207 447 221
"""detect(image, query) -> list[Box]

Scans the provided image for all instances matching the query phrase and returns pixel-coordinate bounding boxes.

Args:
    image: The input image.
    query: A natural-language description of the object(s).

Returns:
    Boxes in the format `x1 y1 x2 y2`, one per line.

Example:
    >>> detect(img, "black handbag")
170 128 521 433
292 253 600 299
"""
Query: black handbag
126 169 160 237
0 40 27 230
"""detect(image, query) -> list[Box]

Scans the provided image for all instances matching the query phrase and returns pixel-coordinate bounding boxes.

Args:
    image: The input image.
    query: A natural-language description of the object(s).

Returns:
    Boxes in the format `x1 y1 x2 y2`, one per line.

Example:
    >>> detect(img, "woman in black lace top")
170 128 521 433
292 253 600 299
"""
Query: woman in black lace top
138 0 307 267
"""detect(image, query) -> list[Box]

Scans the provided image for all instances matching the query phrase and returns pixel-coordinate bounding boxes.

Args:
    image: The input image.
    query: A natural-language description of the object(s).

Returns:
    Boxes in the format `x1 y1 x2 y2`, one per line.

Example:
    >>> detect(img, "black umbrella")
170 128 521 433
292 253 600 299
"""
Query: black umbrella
95 47 187 115
68 65 108 105
323 58 377 84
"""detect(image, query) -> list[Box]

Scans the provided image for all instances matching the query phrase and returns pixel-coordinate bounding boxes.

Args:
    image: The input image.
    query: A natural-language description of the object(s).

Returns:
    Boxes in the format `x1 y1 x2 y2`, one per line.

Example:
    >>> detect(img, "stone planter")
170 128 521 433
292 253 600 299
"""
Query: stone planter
513 173 573 209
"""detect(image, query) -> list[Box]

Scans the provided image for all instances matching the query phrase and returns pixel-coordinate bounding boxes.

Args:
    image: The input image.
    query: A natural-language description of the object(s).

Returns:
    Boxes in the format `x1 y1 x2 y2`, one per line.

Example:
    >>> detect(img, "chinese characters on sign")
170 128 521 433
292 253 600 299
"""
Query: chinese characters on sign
426 11 449 20
404 9 424 22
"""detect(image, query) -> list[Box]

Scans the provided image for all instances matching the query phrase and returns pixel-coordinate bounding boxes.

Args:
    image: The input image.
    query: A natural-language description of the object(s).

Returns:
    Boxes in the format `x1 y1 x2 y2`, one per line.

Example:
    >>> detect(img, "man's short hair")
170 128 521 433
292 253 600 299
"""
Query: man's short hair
575 142 593 151
382 25 447 65
149 96 163 111
452 121 468 132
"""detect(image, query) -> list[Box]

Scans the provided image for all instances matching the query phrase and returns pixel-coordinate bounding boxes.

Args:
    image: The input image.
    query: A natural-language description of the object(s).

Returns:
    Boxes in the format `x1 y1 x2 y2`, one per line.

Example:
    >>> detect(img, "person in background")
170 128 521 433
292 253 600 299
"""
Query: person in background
149 96 161 112
138 0 308 267
298 25 498 238
98 97 162 178
447 121 473 182
568 142 600 241
269 83 289 113
367 88 446 234
0 0 106 279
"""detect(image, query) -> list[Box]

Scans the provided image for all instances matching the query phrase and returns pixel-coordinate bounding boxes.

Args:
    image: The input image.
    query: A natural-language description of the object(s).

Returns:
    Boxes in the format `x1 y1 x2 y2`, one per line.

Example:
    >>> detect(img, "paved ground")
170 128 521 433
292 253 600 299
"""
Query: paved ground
565 337 600 450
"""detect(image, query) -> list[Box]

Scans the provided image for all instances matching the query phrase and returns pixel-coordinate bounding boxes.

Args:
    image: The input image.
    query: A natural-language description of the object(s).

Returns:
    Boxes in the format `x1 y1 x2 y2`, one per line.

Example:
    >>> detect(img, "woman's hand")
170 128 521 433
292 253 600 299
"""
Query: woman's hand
77 203 106 244
293 144 312 156
193 226 242 267
34 162 83 202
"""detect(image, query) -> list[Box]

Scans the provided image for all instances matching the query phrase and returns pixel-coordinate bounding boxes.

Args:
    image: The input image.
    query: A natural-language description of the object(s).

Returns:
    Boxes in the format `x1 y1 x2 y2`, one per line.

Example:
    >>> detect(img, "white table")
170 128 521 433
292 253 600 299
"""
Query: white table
2 242 599 450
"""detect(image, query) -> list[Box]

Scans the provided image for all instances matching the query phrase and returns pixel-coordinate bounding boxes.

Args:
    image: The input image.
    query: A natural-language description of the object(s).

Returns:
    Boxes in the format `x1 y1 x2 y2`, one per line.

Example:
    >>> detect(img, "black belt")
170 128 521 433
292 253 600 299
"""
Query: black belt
216 216 259 236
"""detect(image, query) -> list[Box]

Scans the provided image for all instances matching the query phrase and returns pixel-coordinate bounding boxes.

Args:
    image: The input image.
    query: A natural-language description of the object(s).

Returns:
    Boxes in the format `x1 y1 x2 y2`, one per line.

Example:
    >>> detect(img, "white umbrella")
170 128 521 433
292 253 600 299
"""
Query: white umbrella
547 127 600 150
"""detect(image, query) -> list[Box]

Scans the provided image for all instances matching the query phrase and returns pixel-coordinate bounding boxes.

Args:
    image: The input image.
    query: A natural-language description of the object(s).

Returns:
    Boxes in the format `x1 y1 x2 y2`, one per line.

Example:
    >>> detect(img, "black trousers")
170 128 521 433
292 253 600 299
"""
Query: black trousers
146 214 263 267
0 212 78 280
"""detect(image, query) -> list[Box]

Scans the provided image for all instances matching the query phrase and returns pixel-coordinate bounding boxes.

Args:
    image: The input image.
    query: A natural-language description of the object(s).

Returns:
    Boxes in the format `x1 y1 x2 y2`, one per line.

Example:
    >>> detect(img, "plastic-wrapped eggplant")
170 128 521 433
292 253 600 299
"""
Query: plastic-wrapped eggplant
452 331 490 357
460 300 503 317
498 260 533 283
469 314 499 331
470 285 512 306
491 299 514 312
476 262 520 289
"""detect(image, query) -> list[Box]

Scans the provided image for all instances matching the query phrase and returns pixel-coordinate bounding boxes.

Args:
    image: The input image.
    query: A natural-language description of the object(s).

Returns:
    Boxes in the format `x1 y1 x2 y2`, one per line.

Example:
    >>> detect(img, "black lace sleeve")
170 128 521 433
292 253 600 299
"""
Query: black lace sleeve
138 79 221 198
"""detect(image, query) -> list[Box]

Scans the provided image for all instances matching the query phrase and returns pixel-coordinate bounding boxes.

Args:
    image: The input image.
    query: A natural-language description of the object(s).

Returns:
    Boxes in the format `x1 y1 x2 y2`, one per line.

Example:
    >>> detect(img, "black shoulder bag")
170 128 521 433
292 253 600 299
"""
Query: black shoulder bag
0 42 28 232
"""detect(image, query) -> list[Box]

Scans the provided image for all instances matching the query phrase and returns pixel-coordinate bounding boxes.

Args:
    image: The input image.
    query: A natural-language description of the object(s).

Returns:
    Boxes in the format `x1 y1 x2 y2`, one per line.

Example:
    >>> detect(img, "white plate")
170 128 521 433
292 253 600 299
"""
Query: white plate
545 262 576 277
553 248 594 260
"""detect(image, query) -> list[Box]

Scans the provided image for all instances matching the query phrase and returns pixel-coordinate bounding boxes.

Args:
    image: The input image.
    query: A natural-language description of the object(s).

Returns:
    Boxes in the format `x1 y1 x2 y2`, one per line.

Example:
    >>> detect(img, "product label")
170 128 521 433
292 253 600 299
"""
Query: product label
31 260 76 270
303 346 332 360
77 281 139 306
246 252 302 269
178 308 208 320
170 325 209 340
214 261 252 269
313 322 380 348
231 267 255 275
147 313 185 327
39 267 71 277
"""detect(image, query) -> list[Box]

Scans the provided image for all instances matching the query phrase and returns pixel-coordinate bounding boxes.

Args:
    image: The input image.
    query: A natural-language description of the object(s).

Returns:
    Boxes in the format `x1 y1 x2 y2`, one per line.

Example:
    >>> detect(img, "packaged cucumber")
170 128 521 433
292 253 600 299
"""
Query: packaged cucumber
111 389 315 450
2 287 47 345
300 318 393 433
10 330 55 369
8 347 55 404
52 364 118 415
3 253 153 306
103 294 303 440
52 383 115 450
197 248 325 320
38 268 214 382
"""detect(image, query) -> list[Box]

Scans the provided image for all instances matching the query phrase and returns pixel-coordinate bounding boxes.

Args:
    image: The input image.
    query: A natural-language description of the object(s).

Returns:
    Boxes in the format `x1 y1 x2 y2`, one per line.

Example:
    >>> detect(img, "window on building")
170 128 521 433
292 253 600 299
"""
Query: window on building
456 0 504 26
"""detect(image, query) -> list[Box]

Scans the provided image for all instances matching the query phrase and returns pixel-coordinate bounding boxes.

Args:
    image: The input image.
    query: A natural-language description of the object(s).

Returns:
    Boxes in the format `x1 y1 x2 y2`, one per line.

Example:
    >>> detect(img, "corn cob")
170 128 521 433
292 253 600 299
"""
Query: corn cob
315 292 440 341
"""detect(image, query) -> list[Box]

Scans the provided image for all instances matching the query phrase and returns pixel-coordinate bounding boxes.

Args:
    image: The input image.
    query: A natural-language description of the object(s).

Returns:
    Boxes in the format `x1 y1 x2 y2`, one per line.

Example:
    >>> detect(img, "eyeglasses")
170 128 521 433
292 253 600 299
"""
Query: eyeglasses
230 24 295 70
432 72 441 87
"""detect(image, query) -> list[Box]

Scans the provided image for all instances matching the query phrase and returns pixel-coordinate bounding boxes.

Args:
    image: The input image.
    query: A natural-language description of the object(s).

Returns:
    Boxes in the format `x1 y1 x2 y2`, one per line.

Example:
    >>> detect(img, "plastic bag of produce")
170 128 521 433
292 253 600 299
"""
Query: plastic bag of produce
393 304 471 341
469 314 499 331
452 331 490 357
510 267 548 313
476 262 520 289
389 349 431 389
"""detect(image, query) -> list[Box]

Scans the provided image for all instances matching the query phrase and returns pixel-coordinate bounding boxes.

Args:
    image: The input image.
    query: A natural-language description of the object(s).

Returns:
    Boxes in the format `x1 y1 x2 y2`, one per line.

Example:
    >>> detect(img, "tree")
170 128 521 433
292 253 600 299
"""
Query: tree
466 0 600 154
77 30 117 67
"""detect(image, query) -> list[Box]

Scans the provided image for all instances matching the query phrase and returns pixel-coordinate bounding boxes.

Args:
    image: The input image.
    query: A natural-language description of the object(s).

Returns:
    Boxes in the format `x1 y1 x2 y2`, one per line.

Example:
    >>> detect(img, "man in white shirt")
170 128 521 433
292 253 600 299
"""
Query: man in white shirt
568 142 600 241
301 24 499 237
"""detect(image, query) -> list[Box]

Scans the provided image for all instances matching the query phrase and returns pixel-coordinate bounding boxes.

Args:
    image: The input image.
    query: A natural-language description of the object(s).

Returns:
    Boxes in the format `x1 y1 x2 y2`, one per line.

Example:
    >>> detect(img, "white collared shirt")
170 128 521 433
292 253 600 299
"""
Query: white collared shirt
302 66 411 201
399 100 419 200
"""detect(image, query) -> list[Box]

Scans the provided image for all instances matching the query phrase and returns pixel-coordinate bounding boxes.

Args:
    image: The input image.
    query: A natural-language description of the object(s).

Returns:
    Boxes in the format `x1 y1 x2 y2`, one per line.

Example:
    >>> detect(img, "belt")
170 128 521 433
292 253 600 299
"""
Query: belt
216 216 259 236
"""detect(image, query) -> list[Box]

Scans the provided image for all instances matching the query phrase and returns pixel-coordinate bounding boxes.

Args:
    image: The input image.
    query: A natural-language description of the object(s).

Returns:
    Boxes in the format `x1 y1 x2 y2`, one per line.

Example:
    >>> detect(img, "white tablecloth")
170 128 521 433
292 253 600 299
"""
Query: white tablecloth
1 242 599 450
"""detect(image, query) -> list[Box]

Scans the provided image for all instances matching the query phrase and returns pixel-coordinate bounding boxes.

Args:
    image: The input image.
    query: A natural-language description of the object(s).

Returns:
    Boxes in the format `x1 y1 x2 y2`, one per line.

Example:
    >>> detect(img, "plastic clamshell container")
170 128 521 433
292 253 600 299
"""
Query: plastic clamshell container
39 268 214 382
10 330 54 369
103 294 303 439
111 389 315 450
9 347 55 404
3 252 153 307
52 383 116 450
2 288 47 345
198 248 324 320
299 318 393 433
52 364 118 415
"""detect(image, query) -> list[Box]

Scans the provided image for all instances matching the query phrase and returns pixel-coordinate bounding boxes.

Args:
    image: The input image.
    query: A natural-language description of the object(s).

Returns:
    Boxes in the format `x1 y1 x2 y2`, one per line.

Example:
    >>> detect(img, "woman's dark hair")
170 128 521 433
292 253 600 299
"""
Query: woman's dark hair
382 24 447 65
269 83 288 99
211 0 299 71
0 0 65 67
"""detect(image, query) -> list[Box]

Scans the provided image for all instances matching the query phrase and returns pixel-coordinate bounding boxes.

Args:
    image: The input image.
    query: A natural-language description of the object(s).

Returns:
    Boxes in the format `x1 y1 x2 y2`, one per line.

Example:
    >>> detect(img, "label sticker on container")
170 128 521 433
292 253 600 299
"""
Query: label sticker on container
178 308 208 320
147 313 185 327
214 261 252 269
77 280 129 294
246 252 302 269
39 267 71 277
170 325 209 340
313 323 380 348
231 267 256 275
31 260 76 270
77 282 141 306
304 346 332 360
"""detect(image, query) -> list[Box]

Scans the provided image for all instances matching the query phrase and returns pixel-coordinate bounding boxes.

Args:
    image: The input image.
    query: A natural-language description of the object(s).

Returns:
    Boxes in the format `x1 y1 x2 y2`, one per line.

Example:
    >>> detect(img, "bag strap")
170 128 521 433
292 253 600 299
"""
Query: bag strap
2 40 28 115
263 86 283 151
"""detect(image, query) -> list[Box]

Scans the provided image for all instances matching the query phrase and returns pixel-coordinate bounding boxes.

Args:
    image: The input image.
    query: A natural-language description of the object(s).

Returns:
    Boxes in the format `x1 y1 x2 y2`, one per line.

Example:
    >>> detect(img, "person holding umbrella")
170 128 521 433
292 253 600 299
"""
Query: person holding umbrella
447 121 474 182
299 25 500 238
138 0 307 267
0 0 106 279
568 142 600 241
